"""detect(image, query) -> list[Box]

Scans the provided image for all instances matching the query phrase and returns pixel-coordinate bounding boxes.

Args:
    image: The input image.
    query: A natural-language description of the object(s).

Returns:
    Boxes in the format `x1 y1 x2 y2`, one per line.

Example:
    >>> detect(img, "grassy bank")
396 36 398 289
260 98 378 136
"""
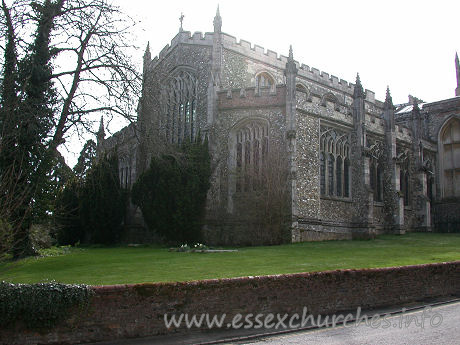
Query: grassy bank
1 233 459 285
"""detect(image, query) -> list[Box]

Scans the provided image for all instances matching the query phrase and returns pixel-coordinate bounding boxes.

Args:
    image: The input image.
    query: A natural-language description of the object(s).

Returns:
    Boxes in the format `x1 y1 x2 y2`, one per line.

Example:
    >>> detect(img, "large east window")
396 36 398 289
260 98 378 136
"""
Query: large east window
161 70 197 143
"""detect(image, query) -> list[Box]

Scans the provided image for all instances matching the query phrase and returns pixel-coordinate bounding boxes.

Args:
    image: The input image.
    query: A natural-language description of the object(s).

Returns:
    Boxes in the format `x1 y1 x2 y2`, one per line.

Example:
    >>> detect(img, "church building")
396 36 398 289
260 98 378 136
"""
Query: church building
98 8 460 244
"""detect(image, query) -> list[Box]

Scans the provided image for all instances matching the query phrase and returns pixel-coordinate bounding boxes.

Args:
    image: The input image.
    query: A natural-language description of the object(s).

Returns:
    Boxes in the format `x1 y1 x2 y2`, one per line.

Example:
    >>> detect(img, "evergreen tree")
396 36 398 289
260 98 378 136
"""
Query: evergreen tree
132 139 211 244
0 0 64 257
0 0 139 257
79 153 126 244
54 178 83 245
55 151 126 245
73 139 97 178
32 152 74 224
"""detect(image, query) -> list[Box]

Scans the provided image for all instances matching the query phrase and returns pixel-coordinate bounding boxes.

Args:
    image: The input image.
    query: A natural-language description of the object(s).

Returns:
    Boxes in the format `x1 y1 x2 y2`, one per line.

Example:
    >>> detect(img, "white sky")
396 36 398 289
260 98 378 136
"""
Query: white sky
120 0 459 102
65 0 460 166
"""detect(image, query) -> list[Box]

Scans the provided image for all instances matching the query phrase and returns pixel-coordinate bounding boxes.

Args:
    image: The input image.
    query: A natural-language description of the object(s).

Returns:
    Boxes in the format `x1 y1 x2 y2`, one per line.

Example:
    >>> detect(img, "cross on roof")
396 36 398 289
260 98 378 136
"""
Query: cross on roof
179 12 184 31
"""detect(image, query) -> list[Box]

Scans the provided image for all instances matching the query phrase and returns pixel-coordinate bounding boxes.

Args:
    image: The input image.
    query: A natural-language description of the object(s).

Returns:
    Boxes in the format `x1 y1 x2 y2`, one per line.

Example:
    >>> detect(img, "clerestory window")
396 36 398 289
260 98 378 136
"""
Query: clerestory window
255 72 275 93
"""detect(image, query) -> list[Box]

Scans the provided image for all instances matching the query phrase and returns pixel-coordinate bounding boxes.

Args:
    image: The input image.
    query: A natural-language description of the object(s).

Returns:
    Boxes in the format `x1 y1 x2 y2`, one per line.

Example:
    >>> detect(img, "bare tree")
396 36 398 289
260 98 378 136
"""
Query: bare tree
1 0 141 146
0 0 141 258
49 0 141 148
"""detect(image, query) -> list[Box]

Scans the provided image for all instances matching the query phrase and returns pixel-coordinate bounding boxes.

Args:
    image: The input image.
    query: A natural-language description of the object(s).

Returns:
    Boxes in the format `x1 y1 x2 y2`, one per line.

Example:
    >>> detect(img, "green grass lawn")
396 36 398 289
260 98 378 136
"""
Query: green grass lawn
1 233 459 286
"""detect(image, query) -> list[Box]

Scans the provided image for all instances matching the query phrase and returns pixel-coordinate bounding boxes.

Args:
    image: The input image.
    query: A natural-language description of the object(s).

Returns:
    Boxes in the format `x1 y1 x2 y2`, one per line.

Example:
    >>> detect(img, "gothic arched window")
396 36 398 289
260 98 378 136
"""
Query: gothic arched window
427 174 434 202
370 161 376 192
320 152 326 195
336 156 343 197
255 72 275 93
404 171 410 206
161 70 197 144
370 160 383 202
119 158 131 189
320 126 351 198
234 120 269 193
236 141 242 192
440 118 460 198
399 157 410 206
344 158 350 197
328 154 335 196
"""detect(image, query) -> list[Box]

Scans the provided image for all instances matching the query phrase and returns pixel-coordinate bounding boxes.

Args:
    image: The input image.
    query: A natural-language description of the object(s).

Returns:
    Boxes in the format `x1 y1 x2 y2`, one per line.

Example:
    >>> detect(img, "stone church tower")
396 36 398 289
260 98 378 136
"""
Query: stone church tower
100 10 460 243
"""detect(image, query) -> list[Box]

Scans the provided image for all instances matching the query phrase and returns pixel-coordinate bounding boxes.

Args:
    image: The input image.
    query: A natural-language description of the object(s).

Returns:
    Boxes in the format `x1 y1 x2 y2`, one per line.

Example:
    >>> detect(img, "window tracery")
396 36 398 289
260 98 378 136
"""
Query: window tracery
255 72 275 93
119 159 131 189
397 150 410 206
440 118 460 198
161 70 197 143
320 126 351 198
234 120 269 193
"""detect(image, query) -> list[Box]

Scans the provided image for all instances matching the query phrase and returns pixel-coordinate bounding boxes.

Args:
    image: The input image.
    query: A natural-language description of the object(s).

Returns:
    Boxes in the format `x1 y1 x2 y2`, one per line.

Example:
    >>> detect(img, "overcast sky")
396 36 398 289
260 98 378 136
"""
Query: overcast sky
65 0 460 166
119 0 459 103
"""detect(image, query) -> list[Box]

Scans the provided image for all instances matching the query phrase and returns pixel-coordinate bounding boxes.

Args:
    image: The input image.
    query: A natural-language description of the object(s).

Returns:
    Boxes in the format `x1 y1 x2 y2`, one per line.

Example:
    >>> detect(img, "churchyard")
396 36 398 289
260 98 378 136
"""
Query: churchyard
2 233 459 286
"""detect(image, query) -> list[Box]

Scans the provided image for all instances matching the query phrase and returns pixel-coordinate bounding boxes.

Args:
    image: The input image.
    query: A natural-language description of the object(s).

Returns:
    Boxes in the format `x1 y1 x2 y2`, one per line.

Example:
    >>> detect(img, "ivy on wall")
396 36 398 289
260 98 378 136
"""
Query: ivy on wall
0 281 93 329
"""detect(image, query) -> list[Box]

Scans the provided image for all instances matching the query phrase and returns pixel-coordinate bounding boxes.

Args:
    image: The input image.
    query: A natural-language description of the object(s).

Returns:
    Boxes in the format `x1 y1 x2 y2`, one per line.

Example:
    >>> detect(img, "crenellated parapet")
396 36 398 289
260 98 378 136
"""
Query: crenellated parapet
298 66 355 95
220 33 382 101
143 28 381 105
221 33 289 63
143 30 215 71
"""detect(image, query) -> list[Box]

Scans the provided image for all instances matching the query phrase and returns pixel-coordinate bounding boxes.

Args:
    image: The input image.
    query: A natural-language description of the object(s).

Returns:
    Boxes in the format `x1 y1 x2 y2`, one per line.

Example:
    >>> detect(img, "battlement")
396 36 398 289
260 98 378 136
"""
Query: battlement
221 33 288 63
297 64 358 95
220 33 361 97
145 30 215 70
144 28 380 103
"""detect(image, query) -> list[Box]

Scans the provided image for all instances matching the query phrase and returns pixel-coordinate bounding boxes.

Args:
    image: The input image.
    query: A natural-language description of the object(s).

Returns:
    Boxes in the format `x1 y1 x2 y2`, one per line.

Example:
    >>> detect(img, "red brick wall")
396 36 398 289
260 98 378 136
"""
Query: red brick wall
1 261 459 345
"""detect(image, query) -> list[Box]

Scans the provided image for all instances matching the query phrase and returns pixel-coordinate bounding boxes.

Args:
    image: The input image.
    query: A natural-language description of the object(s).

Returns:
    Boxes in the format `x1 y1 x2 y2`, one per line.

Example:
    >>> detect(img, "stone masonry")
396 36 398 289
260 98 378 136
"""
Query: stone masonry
99 8 460 244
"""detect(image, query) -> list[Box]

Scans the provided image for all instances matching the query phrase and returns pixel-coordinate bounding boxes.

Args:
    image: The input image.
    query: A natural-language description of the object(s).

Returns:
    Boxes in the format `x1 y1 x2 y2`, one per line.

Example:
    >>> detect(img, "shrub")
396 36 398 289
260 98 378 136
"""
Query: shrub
54 153 127 245
79 153 127 244
29 224 54 249
54 178 84 246
0 281 93 329
132 139 211 244
0 219 13 259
